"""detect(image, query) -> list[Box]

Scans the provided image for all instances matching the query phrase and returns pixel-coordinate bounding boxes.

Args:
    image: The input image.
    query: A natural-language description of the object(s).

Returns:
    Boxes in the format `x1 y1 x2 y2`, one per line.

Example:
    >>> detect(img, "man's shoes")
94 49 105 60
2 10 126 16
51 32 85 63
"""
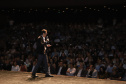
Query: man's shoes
31 75 39 78
45 74 54 77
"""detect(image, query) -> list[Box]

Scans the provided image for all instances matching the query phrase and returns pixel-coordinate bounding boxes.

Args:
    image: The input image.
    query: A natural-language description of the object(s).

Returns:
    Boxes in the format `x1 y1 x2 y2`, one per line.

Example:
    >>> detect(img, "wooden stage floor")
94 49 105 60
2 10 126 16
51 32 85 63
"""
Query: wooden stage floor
0 71 125 84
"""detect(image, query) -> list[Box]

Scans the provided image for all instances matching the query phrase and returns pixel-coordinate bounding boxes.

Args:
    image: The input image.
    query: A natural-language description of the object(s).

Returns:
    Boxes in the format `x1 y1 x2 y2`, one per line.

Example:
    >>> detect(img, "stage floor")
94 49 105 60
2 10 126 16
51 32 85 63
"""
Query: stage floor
0 71 125 84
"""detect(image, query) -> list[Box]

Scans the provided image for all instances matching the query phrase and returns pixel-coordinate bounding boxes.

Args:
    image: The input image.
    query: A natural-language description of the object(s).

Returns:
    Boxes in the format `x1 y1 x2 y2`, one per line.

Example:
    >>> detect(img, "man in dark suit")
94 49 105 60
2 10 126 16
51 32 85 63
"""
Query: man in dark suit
75 63 87 77
56 61 67 75
32 29 53 78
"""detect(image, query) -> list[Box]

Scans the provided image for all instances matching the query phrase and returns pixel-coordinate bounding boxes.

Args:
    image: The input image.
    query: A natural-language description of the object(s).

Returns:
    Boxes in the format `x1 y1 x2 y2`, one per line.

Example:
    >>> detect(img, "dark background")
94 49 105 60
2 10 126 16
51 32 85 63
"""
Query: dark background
0 0 126 25
0 0 125 8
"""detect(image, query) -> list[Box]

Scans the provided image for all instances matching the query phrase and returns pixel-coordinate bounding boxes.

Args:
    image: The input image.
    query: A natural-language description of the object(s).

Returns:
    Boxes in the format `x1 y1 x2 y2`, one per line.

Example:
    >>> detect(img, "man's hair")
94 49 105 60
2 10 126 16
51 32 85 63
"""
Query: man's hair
59 61 63 64
90 65 95 68
70 63 74 66
42 29 47 34
92 65 95 68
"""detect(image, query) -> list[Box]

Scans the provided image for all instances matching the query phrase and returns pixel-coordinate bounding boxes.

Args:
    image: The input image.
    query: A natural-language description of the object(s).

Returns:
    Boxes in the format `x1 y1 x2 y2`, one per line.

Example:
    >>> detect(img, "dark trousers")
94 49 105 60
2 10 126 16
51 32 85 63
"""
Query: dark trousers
32 54 48 76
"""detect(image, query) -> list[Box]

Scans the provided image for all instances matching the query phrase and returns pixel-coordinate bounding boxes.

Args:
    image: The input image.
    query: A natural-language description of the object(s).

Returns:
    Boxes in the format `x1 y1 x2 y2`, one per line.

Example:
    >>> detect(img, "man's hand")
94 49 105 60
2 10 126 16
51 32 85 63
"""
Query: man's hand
38 36 41 39
47 44 52 47
66 71 70 73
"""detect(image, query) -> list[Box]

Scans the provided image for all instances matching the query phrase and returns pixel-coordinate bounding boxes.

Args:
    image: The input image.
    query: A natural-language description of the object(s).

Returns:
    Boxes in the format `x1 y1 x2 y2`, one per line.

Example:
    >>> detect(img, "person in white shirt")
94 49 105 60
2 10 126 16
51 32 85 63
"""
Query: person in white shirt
66 63 76 76
11 62 20 71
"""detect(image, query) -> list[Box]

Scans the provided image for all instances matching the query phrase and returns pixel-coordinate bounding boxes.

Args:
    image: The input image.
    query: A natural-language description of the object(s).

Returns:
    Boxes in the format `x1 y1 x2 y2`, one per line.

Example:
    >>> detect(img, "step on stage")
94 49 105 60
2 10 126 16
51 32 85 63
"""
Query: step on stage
0 71 125 84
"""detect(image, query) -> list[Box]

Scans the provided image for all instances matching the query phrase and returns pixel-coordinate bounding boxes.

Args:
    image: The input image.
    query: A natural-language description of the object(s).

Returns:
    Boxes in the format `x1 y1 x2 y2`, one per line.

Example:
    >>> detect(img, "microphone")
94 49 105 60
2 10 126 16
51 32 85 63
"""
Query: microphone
46 36 49 42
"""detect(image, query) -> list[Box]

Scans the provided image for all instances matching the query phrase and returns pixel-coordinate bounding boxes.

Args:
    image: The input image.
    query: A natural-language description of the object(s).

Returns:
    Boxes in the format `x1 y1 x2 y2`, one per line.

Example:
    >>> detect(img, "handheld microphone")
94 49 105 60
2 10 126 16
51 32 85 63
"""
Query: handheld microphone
46 36 49 42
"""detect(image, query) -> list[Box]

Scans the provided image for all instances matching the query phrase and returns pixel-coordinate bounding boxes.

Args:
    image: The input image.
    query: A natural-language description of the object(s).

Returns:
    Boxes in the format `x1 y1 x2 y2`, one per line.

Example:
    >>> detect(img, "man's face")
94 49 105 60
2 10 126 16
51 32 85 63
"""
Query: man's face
100 68 103 71
43 32 47 37
14 62 17 65
48 63 50 67
45 32 47 36
70 64 73 68
80 63 83 68
59 62 63 67
90 65 94 70
90 66 92 70
124 61 126 64
33 61 36 65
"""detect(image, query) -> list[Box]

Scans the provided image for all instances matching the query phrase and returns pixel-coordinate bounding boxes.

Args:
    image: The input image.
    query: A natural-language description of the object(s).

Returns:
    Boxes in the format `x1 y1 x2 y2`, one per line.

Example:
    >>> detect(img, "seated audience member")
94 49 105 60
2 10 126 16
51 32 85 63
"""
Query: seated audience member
16 57 22 66
4 60 12 71
121 70 126 81
75 62 87 77
117 63 125 79
31 61 36 72
59 53 66 61
98 66 107 79
110 68 121 80
49 59 54 65
106 63 113 78
54 37 60 43
48 62 56 74
123 59 126 69
20 61 27 72
11 62 20 71
86 65 98 78
57 61 67 75
95 60 102 72
66 63 76 76
0 59 5 70
51 48 59 58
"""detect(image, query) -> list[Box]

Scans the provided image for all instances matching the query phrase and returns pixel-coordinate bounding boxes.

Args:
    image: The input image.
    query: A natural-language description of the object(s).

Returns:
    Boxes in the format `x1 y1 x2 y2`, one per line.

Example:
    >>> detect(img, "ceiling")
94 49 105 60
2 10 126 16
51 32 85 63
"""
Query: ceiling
0 0 125 8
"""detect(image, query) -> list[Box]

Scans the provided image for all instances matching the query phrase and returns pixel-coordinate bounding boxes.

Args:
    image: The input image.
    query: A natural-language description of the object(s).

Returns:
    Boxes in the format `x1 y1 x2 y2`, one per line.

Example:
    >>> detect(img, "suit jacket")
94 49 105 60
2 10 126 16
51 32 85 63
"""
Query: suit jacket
74 69 88 77
86 69 98 78
56 66 67 75
36 36 48 54
50 65 56 74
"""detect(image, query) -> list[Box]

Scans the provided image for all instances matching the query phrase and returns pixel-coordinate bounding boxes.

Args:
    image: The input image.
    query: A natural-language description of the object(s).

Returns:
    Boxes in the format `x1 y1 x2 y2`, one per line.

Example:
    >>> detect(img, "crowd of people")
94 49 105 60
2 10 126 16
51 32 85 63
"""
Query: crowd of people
0 18 126 81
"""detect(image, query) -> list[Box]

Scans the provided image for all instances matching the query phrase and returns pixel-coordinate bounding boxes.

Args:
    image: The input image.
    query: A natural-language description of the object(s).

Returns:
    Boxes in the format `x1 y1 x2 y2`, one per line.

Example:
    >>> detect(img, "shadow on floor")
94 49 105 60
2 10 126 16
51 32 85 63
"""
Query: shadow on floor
26 77 46 81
